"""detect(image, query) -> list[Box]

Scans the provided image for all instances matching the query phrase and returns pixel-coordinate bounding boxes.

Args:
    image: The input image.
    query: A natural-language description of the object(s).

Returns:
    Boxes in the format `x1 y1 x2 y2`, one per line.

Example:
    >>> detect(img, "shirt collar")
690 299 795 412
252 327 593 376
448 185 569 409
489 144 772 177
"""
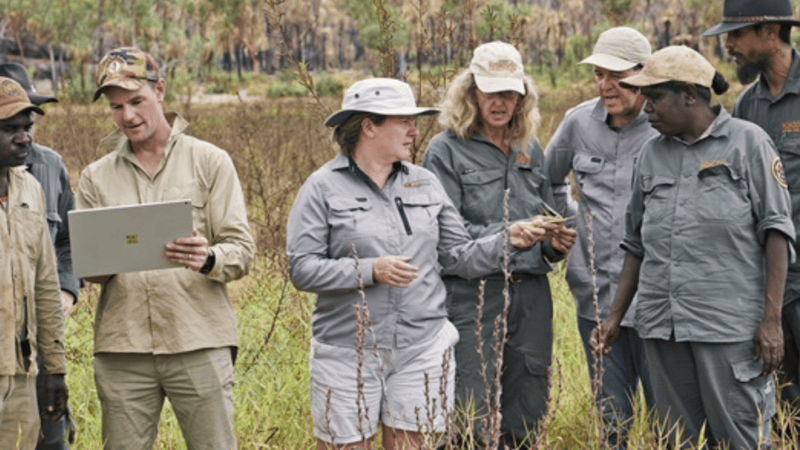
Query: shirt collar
330 153 409 175
754 49 800 102
668 105 728 146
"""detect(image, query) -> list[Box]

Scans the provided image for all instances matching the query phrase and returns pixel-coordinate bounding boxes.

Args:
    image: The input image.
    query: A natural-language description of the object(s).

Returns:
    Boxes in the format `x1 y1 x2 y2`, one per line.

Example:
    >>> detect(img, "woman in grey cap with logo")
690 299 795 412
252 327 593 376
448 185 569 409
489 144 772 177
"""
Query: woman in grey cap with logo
421 42 576 448
593 46 794 449
286 78 548 450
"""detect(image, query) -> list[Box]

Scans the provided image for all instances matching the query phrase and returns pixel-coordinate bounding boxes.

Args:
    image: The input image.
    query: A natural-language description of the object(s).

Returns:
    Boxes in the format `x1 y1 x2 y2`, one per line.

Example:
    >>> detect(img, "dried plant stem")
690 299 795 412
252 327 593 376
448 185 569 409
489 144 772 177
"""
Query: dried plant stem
351 243 381 444
585 213 607 446
487 189 513 449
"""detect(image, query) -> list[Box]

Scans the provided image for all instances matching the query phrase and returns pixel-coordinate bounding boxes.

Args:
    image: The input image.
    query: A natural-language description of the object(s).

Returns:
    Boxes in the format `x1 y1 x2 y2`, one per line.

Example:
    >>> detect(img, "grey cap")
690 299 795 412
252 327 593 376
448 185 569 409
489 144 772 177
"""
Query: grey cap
580 27 651 72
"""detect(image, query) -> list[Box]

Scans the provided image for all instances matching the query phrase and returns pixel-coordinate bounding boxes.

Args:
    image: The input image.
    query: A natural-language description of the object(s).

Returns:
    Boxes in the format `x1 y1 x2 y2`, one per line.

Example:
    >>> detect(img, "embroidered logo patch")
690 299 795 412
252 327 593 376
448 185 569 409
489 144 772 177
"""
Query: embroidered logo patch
772 156 787 189
515 153 531 166
404 180 430 188
782 121 800 133
699 159 727 170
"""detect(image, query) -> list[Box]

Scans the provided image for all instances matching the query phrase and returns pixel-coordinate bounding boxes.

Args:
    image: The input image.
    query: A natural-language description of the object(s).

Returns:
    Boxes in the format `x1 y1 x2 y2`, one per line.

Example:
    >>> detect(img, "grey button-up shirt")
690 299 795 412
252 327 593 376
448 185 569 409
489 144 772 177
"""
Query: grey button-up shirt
421 130 561 275
623 107 794 343
733 49 800 305
544 98 658 326
25 143 80 299
286 154 508 349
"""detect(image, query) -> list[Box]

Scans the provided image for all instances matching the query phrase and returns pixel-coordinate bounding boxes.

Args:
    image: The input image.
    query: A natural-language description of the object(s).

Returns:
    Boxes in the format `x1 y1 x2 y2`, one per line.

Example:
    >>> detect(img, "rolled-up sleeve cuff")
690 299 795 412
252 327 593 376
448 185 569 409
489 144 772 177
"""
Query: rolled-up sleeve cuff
758 216 797 263
621 237 644 259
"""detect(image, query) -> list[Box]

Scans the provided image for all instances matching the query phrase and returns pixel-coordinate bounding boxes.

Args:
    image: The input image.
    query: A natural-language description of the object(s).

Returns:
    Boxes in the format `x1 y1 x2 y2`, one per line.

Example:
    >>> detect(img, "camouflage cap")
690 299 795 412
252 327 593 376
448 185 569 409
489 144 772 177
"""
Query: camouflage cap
93 47 159 101
0 77 44 121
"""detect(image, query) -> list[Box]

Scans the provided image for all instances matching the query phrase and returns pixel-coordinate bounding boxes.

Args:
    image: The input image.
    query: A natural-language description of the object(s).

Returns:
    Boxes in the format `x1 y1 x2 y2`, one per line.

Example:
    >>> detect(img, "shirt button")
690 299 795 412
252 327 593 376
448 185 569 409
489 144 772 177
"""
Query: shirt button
674 262 680 268
683 172 692 178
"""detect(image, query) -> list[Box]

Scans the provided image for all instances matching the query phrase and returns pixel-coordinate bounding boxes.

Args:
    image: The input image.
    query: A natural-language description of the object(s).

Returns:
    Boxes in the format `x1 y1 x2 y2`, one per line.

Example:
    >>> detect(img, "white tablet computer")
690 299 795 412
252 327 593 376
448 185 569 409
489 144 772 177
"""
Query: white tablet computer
68 199 193 277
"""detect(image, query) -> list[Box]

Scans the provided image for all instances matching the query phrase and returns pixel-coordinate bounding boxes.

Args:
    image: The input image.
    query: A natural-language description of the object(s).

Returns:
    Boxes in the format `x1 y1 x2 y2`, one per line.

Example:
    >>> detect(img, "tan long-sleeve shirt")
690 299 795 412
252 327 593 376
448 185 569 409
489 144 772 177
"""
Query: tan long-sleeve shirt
0 166 65 375
75 113 255 354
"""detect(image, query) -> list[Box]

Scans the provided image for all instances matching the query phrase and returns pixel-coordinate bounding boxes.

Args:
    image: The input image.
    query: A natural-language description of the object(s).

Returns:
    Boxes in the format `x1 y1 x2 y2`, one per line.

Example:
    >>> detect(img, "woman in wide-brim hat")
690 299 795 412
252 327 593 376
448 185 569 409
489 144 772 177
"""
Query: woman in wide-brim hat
286 78 548 450
593 45 794 449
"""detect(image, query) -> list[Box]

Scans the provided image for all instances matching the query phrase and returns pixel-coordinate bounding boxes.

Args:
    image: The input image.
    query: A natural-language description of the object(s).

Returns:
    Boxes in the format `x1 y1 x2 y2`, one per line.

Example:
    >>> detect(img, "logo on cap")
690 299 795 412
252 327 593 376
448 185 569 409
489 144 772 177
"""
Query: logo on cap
2 79 21 97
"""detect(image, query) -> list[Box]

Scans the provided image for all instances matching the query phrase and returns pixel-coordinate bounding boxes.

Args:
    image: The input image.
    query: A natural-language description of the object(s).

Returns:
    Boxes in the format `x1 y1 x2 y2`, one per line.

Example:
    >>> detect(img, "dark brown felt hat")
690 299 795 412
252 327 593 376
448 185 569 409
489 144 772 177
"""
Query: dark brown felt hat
704 0 800 36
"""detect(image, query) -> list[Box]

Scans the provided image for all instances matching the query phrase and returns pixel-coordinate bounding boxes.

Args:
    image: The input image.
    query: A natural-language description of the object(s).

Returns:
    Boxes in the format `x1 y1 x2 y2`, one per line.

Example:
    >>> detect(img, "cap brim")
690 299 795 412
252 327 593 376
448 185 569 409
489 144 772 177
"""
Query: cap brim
619 72 670 88
93 78 147 102
474 76 525 95
704 19 800 37
324 107 439 127
27 92 58 105
0 104 45 121
579 54 639 72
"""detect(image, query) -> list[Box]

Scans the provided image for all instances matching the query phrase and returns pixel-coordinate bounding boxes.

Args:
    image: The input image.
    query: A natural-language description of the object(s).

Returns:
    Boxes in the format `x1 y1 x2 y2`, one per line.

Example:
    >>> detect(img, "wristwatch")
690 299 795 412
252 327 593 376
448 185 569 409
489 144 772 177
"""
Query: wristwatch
199 248 216 275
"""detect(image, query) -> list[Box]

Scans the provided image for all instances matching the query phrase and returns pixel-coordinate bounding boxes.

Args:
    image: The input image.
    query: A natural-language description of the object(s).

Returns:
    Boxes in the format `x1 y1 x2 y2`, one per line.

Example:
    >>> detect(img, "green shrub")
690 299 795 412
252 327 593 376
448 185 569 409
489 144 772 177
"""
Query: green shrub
314 73 344 97
265 81 309 98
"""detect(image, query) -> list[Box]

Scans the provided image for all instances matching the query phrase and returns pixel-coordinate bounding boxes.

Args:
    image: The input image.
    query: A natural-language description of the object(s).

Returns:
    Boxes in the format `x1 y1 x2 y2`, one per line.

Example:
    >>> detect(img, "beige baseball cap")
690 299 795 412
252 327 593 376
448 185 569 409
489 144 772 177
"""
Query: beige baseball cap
580 27 651 72
324 78 438 127
94 47 159 101
0 77 44 121
620 46 715 88
470 41 526 95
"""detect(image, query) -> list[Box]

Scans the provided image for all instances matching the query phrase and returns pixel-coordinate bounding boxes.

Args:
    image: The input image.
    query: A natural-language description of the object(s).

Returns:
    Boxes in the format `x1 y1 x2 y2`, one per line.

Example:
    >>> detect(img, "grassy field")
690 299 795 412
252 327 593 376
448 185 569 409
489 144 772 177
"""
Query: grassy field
35 78 790 449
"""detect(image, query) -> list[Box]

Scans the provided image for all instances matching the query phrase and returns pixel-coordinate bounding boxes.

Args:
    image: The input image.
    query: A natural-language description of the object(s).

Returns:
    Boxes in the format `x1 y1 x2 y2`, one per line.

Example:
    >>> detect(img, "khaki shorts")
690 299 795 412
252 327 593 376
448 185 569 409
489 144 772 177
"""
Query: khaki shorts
310 320 458 444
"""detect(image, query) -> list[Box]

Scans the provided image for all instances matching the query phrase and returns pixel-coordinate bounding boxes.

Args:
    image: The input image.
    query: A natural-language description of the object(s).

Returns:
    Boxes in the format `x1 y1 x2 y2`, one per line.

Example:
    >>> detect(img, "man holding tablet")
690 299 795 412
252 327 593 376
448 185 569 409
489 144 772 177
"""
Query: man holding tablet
75 47 255 450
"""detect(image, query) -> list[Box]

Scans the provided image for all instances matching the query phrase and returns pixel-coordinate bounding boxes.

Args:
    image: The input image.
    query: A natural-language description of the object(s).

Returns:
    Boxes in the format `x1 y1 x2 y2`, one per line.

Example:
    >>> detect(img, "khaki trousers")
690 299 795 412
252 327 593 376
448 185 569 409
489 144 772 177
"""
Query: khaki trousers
94 348 235 450
0 374 40 450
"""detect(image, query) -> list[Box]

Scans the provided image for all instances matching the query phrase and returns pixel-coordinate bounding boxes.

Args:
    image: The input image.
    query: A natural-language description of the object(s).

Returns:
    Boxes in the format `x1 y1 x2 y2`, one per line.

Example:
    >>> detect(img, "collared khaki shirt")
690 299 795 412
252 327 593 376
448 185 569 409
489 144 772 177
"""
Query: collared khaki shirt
75 113 255 354
623 108 794 343
0 166 65 375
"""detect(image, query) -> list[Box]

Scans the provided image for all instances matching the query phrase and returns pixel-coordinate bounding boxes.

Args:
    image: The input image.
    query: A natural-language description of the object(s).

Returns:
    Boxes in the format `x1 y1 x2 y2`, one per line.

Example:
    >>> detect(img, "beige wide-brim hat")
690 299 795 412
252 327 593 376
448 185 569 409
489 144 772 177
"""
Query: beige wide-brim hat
324 78 438 127
580 27 651 72
620 46 715 89
0 77 45 121
470 41 526 95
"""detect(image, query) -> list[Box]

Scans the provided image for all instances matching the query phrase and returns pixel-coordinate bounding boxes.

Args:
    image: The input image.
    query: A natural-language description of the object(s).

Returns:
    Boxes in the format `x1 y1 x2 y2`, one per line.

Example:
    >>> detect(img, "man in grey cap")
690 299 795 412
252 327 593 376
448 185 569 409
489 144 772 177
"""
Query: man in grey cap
544 26 657 448
704 0 800 414
0 62 79 450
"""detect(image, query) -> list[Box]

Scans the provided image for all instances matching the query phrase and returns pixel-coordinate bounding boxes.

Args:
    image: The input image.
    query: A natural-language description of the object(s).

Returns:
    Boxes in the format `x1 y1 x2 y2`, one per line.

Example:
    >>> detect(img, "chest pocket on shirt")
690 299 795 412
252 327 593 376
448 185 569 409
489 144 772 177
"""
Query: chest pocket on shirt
328 197 373 240
399 194 441 238
573 153 605 200
514 163 544 196
695 164 749 222
777 133 800 193
641 175 675 224
460 168 505 222
164 183 209 237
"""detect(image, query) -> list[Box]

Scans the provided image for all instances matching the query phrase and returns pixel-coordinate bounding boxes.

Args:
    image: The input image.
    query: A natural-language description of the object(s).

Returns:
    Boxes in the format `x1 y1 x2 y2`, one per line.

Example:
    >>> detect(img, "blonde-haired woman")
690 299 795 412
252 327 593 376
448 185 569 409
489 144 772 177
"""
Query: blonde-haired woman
422 42 575 448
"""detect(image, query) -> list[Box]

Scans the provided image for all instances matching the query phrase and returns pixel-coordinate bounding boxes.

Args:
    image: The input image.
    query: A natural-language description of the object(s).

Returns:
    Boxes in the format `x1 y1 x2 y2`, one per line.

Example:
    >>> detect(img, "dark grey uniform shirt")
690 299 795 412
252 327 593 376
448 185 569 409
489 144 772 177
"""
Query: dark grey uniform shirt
623 108 794 343
421 130 561 275
545 98 658 326
287 154 509 349
733 49 800 304
25 143 80 299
